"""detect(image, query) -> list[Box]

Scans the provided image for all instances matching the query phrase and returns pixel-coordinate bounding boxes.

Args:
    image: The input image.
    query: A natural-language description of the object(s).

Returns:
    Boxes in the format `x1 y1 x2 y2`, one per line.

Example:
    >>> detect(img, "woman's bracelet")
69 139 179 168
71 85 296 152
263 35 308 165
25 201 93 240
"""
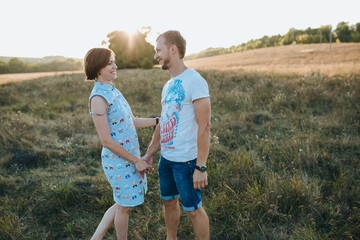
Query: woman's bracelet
155 117 160 125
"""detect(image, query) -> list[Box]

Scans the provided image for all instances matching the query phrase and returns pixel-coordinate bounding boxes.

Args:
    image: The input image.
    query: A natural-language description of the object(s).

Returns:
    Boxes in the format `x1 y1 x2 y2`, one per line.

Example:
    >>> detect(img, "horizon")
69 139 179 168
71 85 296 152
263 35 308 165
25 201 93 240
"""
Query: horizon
1 0 359 59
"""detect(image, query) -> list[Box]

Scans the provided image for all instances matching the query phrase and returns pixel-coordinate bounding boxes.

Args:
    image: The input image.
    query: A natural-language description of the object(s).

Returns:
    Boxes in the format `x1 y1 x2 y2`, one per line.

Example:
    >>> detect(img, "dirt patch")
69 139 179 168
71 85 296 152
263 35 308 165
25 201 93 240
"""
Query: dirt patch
0 71 83 85
185 43 360 76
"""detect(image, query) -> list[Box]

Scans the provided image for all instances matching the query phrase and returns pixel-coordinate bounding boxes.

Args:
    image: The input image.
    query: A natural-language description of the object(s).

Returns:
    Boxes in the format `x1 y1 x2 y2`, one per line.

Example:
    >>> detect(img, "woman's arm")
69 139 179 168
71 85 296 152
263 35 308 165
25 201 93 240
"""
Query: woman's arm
132 114 159 128
90 96 151 173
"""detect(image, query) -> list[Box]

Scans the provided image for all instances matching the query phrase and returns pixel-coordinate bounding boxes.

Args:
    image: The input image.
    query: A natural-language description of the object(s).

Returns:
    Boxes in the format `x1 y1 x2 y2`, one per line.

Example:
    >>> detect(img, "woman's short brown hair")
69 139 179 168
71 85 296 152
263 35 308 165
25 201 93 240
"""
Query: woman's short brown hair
157 30 186 59
84 48 115 81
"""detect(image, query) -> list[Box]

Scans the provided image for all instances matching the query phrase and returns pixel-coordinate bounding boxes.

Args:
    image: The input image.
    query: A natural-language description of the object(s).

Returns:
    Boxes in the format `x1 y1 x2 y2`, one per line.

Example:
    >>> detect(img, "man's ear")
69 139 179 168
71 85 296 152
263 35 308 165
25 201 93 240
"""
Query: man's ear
170 44 177 56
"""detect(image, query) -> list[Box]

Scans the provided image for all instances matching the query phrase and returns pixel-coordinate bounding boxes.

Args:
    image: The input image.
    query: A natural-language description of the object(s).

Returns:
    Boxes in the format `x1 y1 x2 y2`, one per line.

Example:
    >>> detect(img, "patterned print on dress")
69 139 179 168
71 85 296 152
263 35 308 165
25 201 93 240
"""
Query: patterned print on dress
124 172 131 179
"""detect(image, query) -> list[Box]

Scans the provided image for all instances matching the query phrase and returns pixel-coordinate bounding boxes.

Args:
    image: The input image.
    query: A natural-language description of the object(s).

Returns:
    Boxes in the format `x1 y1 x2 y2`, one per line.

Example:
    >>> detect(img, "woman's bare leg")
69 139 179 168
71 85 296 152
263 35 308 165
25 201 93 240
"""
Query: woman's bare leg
91 203 117 240
114 204 132 240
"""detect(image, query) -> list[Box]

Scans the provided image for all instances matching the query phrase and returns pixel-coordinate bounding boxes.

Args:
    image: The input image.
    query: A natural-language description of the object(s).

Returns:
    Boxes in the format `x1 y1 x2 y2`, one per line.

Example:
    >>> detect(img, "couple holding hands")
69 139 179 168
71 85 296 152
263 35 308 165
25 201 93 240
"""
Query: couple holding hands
85 30 211 240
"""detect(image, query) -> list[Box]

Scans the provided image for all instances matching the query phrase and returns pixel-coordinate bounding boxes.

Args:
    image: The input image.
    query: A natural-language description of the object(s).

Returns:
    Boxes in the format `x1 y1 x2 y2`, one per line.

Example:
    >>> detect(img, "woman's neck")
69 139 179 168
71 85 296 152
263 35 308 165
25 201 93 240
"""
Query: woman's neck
96 77 112 85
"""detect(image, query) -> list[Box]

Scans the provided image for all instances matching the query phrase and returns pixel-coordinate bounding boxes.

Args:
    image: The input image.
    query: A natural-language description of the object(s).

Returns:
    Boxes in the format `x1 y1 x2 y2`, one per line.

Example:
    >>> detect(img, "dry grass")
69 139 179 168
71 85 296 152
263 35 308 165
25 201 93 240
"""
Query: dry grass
0 70 359 239
0 71 83 85
185 43 360 76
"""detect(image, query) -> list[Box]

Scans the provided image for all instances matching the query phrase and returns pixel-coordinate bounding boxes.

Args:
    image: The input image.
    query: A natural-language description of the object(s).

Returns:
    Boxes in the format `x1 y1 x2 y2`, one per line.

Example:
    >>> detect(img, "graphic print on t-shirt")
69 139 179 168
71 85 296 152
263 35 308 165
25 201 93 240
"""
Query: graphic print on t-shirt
161 79 185 149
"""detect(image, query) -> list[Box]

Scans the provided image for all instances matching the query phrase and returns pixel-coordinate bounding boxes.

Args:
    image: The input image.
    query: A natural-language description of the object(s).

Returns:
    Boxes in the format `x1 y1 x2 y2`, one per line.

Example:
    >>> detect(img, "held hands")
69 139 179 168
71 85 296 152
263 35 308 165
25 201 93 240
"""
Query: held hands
136 154 155 178
193 171 208 190
135 158 154 178
142 154 154 166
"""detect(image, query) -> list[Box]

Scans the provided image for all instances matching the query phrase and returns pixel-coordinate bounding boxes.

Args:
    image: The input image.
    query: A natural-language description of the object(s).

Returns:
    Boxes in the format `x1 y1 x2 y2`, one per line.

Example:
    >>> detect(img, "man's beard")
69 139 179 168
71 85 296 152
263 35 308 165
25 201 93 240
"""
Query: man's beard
161 58 170 70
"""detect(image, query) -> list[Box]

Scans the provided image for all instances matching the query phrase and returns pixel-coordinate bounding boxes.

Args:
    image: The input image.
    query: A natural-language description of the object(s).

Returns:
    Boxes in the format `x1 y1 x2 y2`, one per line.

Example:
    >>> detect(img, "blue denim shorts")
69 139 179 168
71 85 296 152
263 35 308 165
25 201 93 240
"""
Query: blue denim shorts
158 156 202 211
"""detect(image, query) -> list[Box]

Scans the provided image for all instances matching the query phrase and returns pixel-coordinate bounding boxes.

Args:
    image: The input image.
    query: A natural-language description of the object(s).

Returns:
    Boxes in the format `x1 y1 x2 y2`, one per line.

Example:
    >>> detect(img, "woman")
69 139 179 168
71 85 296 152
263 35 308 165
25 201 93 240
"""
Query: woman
84 48 157 239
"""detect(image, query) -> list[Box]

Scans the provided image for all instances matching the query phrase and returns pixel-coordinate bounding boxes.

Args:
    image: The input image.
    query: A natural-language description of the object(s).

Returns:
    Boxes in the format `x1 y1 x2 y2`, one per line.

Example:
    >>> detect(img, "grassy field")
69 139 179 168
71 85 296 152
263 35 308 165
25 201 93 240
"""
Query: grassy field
0 67 359 239
185 43 360 76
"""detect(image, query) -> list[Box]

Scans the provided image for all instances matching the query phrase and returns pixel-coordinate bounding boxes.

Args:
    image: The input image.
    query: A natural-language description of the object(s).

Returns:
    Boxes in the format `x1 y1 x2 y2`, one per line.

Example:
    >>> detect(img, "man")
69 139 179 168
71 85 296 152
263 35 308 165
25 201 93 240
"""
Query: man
142 30 211 240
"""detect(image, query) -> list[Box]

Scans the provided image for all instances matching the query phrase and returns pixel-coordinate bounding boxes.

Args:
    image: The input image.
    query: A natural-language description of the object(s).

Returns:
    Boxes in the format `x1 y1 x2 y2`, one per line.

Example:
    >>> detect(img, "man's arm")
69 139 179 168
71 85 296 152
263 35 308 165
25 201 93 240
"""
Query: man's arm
142 123 161 166
193 97 211 190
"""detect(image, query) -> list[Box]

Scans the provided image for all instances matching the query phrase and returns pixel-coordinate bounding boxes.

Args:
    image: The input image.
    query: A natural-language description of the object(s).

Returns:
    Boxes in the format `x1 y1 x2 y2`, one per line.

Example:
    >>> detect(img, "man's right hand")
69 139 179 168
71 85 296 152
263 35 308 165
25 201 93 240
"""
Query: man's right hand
142 154 154 166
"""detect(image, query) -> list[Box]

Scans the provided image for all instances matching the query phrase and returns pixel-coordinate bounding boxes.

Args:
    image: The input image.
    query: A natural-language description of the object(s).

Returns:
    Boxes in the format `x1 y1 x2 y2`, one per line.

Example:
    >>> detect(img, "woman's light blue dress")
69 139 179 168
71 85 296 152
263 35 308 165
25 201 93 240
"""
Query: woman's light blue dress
89 81 147 207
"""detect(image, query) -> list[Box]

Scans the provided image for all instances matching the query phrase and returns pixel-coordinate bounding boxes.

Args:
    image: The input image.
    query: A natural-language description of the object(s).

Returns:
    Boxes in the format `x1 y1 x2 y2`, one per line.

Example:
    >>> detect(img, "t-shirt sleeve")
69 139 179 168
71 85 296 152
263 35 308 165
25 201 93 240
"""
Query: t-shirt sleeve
190 75 210 102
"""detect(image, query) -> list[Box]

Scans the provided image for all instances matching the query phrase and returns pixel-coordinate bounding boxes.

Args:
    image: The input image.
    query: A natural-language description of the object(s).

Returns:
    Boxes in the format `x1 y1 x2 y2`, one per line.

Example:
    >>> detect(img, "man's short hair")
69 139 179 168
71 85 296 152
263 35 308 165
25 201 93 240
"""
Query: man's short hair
157 30 186 59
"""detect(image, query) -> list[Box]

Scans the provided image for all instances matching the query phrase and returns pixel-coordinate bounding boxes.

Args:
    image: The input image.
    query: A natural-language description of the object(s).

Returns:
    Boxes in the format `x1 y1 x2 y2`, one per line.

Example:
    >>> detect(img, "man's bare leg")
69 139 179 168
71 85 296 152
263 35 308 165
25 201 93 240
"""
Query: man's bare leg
163 199 181 240
187 206 209 240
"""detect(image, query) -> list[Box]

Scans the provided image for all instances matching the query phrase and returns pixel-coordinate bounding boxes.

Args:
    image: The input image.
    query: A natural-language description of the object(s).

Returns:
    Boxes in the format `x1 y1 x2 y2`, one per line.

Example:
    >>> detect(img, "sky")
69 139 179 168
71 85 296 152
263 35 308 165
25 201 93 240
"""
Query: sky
1 0 359 59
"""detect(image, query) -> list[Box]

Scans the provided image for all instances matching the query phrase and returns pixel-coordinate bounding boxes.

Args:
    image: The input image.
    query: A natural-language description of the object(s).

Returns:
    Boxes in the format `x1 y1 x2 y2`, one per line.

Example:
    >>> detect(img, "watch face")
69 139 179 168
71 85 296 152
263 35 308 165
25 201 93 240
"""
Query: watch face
196 165 207 172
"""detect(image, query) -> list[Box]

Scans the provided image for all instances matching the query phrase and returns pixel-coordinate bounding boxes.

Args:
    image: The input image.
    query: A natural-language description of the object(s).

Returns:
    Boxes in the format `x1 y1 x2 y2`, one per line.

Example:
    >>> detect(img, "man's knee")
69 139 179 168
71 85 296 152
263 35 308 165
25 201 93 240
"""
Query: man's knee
163 198 179 207
186 206 205 218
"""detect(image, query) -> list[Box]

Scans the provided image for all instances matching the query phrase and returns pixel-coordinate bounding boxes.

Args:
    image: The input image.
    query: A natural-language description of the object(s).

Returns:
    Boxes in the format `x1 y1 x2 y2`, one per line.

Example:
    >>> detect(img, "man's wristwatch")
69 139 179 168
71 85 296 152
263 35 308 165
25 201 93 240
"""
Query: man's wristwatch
195 165 207 172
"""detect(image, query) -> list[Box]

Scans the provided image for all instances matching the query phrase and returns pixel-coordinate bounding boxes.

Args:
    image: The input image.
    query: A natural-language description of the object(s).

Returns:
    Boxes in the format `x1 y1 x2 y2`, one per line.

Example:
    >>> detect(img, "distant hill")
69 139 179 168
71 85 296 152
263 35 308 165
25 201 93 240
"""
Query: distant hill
0 56 81 63
185 42 360 76
185 21 360 61
185 47 232 60
0 56 83 74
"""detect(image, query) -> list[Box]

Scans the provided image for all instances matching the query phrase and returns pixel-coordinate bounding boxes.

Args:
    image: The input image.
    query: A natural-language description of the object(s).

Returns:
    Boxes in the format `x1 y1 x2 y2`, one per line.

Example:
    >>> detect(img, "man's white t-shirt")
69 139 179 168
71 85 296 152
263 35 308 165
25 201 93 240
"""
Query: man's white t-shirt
160 68 210 162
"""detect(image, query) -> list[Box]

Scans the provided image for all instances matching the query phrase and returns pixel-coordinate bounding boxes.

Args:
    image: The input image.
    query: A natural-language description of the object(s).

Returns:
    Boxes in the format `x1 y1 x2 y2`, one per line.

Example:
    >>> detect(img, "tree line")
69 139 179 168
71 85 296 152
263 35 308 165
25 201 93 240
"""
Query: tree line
185 21 360 60
0 28 156 74
2 22 359 73
0 58 82 74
